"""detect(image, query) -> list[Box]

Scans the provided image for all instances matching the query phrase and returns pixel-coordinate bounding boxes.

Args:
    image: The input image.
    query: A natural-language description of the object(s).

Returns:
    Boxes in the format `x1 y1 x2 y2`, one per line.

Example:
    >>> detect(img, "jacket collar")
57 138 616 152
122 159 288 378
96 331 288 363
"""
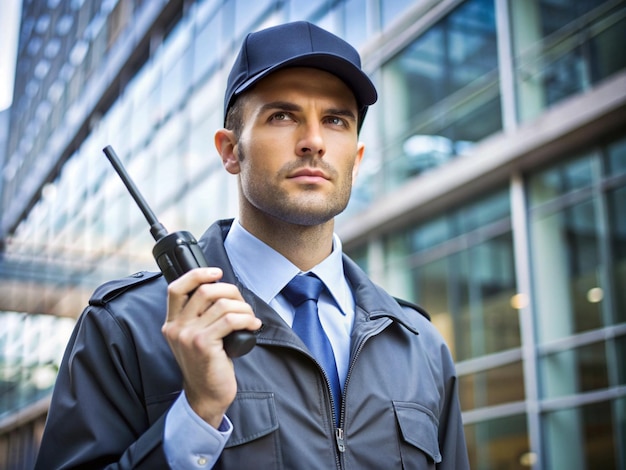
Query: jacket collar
198 219 420 339
341 254 420 335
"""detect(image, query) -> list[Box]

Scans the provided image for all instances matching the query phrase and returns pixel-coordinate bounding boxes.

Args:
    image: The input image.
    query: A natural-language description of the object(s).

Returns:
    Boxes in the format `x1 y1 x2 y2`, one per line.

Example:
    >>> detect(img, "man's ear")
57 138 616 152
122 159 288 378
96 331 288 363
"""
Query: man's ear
352 142 365 181
215 128 240 174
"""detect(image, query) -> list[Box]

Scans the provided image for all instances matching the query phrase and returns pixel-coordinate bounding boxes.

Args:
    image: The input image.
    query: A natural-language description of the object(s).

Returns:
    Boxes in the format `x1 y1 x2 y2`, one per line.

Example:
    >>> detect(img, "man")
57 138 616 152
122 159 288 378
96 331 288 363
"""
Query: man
36 21 469 469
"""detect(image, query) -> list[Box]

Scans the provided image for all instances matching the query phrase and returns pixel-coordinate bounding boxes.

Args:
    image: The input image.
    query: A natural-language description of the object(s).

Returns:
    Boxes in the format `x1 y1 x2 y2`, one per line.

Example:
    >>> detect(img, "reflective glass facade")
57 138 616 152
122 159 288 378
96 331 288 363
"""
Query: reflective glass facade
0 313 74 416
1 0 625 469
374 135 626 469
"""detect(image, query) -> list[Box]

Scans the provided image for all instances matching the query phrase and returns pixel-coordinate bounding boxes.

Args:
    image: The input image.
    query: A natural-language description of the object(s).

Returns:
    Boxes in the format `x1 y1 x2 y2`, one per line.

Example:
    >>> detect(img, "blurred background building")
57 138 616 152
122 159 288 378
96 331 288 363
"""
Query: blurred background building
0 0 624 468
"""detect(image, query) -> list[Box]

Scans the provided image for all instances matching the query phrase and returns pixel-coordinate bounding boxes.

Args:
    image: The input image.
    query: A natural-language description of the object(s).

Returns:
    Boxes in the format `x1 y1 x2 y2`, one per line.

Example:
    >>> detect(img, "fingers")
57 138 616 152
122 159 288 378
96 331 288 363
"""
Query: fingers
164 267 261 345
167 267 224 314
168 267 224 295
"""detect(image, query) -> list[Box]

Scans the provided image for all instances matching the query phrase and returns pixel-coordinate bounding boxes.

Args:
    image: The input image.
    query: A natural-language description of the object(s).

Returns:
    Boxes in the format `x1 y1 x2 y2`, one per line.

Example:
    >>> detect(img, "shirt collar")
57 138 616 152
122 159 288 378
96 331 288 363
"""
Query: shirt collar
224 219 350 315
309 234 350 316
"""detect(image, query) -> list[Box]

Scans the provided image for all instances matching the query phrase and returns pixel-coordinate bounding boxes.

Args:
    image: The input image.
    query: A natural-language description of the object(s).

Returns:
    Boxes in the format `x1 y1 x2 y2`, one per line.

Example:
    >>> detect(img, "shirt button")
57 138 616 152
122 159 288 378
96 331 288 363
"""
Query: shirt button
197 457 208 466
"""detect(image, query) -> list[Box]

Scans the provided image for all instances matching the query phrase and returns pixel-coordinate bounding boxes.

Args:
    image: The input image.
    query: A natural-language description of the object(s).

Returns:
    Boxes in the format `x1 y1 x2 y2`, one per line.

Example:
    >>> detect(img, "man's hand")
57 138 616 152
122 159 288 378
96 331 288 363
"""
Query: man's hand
162 267 261 428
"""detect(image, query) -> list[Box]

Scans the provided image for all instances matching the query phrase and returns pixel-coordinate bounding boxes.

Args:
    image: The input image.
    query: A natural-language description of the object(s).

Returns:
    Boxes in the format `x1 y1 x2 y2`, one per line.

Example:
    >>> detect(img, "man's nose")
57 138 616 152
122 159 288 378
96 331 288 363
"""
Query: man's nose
296 121 325 158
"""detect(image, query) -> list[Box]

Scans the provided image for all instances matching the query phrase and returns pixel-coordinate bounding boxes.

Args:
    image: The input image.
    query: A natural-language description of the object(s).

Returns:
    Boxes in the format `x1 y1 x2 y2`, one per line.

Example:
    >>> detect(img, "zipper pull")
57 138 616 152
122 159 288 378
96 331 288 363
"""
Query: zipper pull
335 428 345 453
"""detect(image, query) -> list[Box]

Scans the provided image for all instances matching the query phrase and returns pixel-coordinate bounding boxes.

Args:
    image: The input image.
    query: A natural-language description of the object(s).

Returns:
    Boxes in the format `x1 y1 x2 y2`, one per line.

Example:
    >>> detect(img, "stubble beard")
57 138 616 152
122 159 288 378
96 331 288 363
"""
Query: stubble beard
238 145 353 227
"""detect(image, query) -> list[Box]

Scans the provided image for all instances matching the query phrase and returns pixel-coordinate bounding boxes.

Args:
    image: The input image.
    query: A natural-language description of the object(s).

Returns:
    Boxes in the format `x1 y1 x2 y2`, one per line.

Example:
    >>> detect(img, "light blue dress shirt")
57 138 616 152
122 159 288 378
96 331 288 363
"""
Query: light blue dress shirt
224 219 355 388
164 220 355 467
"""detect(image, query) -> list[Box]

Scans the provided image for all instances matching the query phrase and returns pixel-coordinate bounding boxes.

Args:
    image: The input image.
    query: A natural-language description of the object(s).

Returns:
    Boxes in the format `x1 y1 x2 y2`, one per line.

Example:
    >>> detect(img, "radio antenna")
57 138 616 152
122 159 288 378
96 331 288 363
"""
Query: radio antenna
102 145 168 241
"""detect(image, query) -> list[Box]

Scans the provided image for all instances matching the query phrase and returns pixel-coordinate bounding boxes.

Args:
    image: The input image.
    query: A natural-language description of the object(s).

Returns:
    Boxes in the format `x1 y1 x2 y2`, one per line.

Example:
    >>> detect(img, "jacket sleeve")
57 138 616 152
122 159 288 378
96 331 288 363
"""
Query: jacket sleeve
396 300 470 469
436 344 470 470
34 304 170 469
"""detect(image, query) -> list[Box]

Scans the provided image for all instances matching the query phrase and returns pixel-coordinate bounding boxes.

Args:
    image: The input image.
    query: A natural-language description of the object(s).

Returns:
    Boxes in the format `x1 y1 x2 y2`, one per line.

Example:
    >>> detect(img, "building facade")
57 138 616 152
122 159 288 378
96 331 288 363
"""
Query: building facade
1 0 624 468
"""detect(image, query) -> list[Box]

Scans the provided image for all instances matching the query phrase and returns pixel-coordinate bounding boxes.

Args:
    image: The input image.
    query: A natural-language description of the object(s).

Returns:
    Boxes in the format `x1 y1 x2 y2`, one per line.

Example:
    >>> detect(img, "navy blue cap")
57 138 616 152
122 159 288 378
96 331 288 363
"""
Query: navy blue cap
224 21 377 129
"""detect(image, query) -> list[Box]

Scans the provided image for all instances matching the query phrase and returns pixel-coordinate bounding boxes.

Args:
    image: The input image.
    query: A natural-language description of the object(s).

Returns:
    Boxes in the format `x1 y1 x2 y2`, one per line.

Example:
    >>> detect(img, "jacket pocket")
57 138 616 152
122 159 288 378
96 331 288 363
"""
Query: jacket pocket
393 401 442 469
220 392 281 469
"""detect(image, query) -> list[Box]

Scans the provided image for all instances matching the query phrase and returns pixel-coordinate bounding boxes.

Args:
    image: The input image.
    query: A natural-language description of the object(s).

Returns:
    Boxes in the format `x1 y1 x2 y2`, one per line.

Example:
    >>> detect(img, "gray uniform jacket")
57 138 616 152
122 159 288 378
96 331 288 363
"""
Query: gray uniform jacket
35 219 469 469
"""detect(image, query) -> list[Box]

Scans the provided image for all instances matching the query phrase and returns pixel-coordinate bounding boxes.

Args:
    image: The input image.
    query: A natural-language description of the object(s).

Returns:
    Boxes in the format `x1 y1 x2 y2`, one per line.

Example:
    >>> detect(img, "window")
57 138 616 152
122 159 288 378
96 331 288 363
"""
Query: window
383 190 519 361
542 399 623 469
539 341 609 398
192 12 222 85
380 0 414 28
460 361 525 410
379 0 500 189
511 0 626 122
529 138 626 342
465 414 529 470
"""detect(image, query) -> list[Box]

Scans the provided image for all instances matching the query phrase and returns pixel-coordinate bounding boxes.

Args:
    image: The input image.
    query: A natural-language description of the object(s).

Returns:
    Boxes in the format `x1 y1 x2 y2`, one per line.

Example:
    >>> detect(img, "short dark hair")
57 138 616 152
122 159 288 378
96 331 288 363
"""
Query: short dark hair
224 94 246 138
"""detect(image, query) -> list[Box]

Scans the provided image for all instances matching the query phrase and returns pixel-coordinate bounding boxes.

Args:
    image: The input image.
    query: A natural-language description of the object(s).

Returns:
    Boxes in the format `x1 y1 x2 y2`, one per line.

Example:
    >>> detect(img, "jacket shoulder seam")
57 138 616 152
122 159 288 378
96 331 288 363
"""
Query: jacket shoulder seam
89 271 162 306
394 297 431 321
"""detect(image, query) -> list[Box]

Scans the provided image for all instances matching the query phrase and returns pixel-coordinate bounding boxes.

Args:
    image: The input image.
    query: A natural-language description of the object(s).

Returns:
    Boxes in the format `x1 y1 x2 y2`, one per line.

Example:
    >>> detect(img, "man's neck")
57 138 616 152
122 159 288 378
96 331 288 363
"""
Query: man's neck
238 211 335 272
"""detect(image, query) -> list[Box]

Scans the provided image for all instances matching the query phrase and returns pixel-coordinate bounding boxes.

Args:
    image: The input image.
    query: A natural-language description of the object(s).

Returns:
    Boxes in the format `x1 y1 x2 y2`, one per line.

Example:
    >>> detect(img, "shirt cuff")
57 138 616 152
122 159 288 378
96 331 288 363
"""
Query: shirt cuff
164 391 233 468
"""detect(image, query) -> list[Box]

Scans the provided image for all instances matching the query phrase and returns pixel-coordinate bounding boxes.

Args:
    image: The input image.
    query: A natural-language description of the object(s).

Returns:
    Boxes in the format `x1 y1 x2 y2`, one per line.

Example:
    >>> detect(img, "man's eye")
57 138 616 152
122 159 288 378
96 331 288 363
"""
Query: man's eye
326 116 347 127
271 112 291 121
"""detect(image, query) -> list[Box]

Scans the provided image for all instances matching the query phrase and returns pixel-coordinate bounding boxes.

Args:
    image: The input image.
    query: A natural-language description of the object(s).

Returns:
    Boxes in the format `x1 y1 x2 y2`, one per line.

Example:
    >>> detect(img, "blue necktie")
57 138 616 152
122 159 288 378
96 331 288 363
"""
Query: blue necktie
282 274 341 423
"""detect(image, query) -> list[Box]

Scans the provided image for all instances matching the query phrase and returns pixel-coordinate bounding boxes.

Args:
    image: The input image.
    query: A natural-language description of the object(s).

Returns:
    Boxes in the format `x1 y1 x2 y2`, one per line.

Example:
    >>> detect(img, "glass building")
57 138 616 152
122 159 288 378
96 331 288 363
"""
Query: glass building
1 0 624 468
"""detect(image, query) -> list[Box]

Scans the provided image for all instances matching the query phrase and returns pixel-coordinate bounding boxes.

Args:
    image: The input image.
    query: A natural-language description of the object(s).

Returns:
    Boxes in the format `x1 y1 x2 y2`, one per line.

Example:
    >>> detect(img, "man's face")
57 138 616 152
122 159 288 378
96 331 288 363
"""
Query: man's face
229 67 365 227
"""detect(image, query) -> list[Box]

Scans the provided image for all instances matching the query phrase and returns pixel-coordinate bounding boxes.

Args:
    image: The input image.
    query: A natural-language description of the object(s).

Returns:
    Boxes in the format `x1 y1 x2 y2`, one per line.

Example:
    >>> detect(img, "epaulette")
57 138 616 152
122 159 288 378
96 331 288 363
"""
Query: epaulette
89 271 162 306
394 297 431 321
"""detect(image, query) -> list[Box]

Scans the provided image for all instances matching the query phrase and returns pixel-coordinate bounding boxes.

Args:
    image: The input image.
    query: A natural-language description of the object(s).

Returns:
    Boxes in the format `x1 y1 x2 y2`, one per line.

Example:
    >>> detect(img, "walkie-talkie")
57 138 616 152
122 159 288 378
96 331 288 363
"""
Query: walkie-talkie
103 145 256 357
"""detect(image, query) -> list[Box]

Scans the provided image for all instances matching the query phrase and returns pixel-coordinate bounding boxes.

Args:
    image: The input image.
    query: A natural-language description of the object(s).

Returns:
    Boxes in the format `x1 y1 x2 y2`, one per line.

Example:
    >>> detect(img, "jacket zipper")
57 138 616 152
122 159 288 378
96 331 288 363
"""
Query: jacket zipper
334 318 392 459
257 316 393 466
291 345 343 456
335 428 345 452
